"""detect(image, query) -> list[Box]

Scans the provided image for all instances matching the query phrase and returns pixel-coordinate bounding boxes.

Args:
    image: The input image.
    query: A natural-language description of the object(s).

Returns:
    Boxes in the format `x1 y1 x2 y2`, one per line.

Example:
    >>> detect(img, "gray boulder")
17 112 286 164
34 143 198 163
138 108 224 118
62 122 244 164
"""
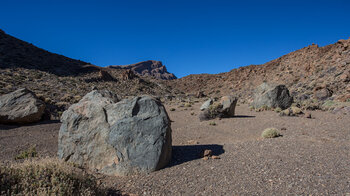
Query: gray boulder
220 96 238 117
252 83 293 110
200 98 213 111
0 88 45 124
58 90 172 176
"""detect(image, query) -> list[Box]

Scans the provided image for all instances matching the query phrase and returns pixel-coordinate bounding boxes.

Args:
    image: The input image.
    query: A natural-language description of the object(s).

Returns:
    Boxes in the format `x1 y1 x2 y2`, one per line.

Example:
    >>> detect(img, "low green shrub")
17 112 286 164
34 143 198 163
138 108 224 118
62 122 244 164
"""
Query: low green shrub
262 128 280 138
15 146 37 160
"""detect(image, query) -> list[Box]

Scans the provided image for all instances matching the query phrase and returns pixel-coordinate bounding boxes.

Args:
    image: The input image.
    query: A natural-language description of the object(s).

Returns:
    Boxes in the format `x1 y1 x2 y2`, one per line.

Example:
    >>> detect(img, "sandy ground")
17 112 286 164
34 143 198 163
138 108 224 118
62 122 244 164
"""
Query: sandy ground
1 103 350 195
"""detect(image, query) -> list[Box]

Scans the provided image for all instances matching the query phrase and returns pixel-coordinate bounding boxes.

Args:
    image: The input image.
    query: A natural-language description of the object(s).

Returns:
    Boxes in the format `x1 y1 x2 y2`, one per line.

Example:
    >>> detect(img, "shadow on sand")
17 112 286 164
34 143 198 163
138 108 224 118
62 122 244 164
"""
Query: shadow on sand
0 120 60 131
232 115 255 118
169 144 225 167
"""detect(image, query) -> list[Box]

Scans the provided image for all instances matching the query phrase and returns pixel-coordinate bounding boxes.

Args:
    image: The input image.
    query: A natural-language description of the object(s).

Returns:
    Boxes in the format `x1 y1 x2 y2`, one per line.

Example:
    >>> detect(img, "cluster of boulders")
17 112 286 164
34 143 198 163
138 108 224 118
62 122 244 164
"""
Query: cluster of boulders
199 95 238 121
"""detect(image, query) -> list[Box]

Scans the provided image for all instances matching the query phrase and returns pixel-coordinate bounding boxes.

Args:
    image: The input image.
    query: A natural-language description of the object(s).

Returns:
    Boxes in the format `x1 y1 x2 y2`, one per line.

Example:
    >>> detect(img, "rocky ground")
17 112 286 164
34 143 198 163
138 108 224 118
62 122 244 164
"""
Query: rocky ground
1 102 349 195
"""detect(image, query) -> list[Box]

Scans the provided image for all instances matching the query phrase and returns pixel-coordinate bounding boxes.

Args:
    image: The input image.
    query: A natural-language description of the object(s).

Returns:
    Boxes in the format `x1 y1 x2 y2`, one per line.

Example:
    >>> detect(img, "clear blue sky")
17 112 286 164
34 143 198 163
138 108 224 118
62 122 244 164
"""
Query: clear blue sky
1 0 349 78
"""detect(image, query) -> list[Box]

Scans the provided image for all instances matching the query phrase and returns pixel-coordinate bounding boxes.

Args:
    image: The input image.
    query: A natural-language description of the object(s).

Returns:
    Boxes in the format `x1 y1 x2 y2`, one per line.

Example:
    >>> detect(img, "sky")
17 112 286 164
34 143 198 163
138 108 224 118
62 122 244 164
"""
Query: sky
0 0 349 78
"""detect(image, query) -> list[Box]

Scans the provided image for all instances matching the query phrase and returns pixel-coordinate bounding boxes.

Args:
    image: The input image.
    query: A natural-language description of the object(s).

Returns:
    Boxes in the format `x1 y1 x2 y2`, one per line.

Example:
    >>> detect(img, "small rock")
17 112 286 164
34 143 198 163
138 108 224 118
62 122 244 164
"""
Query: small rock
201 149 212 158
211 155 220 159
305 112 312 119
187 140 199 145
202 156 209 161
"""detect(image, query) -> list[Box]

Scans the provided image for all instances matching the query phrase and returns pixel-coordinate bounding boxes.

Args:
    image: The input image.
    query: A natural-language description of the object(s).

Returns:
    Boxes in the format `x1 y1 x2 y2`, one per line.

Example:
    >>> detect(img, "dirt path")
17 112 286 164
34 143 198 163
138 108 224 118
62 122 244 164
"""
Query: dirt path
1 103 349 195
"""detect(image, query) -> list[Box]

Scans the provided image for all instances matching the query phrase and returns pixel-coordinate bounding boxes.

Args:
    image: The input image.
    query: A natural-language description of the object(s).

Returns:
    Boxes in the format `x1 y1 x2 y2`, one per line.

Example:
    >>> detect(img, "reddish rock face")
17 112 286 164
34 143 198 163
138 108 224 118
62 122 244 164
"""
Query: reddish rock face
108 60 177 80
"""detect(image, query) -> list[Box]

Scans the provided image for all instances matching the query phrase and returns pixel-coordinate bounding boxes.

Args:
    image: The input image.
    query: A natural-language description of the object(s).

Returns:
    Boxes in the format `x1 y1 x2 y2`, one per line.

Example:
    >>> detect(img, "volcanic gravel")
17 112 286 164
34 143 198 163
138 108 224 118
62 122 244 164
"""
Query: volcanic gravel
1 103 349 195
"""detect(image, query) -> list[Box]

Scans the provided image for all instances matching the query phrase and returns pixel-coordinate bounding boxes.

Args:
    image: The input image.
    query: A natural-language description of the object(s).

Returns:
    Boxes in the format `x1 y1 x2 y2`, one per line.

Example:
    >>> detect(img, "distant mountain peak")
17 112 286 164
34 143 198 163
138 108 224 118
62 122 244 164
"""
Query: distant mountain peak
108 60 177 80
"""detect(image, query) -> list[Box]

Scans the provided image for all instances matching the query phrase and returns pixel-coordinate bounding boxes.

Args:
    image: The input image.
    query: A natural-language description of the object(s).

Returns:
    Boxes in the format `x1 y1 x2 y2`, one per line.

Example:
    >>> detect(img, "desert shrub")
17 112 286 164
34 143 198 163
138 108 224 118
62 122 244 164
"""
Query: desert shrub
184 103 192 107
169 108 176 111
262 128 280 138
15 146 37 160
274 107 282 113
291 106 302 114
209 121 217 126
0 159 107 195
207 102 222 118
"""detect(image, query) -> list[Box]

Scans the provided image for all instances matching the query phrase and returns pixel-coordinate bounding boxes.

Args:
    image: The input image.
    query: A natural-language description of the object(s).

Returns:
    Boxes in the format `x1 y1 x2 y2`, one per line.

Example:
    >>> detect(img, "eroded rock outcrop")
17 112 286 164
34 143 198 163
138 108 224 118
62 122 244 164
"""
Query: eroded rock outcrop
0 88 45 124
58 90 172 176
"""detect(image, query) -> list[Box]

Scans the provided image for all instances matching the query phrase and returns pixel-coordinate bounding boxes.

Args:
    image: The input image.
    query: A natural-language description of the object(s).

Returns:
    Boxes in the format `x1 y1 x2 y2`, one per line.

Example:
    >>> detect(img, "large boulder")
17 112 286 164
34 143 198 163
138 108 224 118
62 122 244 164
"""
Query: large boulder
219 96 238 117
58 90 172 176
199 96 238 121
252 83 293 110
0 88 45 124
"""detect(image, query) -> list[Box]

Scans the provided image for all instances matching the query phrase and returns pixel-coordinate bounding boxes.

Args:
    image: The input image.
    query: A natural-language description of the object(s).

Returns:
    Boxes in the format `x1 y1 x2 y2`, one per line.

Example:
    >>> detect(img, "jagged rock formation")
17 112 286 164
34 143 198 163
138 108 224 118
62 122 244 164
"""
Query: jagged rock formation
108 60 177 80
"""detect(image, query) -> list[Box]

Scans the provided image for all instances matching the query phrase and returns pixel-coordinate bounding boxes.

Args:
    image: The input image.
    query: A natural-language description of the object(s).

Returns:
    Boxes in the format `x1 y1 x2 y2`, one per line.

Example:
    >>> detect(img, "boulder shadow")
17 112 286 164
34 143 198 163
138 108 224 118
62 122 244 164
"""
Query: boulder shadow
232 115 255 118
0 120 60 130
169 144 225 167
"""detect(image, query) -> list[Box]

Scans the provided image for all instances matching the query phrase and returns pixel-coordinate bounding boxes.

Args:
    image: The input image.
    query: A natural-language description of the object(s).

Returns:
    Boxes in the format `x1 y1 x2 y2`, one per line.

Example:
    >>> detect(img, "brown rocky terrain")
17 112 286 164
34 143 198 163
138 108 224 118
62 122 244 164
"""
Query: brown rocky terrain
108 60 177 80
167 39 350 105
0 29 350 195
1 102 349 195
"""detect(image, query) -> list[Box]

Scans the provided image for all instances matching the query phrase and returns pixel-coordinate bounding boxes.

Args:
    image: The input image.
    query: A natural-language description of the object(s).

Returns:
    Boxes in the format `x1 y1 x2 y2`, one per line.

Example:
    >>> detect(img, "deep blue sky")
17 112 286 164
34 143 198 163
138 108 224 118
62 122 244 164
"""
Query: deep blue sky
1 0 349 78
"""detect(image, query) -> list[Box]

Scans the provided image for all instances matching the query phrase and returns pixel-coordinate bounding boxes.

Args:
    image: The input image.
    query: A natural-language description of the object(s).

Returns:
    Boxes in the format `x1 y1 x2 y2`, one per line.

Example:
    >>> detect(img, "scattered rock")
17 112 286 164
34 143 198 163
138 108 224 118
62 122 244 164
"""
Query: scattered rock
201 149 212 158
196 91 205 98
200 98 213 111
304 112 312 119
202 156 209 161
211 155 220 159
313 87 333 100
58 90 172 176
252 83 293 110
187 140 199 145
0 88 45 124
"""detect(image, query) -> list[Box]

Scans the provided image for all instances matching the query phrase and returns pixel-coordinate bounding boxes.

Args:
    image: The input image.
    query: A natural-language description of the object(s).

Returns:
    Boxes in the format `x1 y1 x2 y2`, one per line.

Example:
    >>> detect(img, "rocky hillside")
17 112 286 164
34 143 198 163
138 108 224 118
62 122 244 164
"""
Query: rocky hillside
108 60 177 80
0 29 174 119
0 29 101 76
167 39 350 103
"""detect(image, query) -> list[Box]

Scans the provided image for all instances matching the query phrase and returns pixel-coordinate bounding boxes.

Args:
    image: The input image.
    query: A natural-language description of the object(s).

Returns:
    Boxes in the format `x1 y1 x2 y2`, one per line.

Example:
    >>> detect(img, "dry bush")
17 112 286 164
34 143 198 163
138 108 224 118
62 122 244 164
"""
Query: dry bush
0 159 107 195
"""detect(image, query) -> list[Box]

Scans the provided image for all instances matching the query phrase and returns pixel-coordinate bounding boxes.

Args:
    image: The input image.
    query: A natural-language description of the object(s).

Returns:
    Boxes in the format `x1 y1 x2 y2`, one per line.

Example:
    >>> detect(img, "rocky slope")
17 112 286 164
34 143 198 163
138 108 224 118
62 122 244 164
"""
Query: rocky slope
108 60 177 80
0 29 174 119
0 29 101 76
167 39 350 103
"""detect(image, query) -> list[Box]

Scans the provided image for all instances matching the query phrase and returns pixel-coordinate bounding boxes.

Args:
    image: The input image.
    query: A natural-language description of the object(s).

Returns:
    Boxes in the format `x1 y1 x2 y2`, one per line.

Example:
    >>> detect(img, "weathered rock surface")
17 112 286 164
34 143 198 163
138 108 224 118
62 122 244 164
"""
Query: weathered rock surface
252 83 293 110
58 90 172 176
199 96 237 121
200 98 213 111
313 87 333 100
219 96 238 117
0 88 45 124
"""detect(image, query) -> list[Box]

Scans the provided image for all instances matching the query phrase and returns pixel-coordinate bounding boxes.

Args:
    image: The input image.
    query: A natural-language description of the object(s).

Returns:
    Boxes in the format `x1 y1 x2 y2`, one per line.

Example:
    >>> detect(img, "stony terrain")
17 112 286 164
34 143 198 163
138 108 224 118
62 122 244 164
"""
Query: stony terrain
0 29 350 195
1 102 349 195
167 39 350 104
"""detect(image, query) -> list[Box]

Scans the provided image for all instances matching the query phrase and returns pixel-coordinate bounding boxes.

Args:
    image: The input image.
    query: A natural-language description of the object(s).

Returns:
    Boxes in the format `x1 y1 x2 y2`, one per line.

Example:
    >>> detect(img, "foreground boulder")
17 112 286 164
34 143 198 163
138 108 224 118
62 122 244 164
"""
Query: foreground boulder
58 90 172 176
0 88 45 124
199 96 237 121
220 96 238 116
252 83 293 110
